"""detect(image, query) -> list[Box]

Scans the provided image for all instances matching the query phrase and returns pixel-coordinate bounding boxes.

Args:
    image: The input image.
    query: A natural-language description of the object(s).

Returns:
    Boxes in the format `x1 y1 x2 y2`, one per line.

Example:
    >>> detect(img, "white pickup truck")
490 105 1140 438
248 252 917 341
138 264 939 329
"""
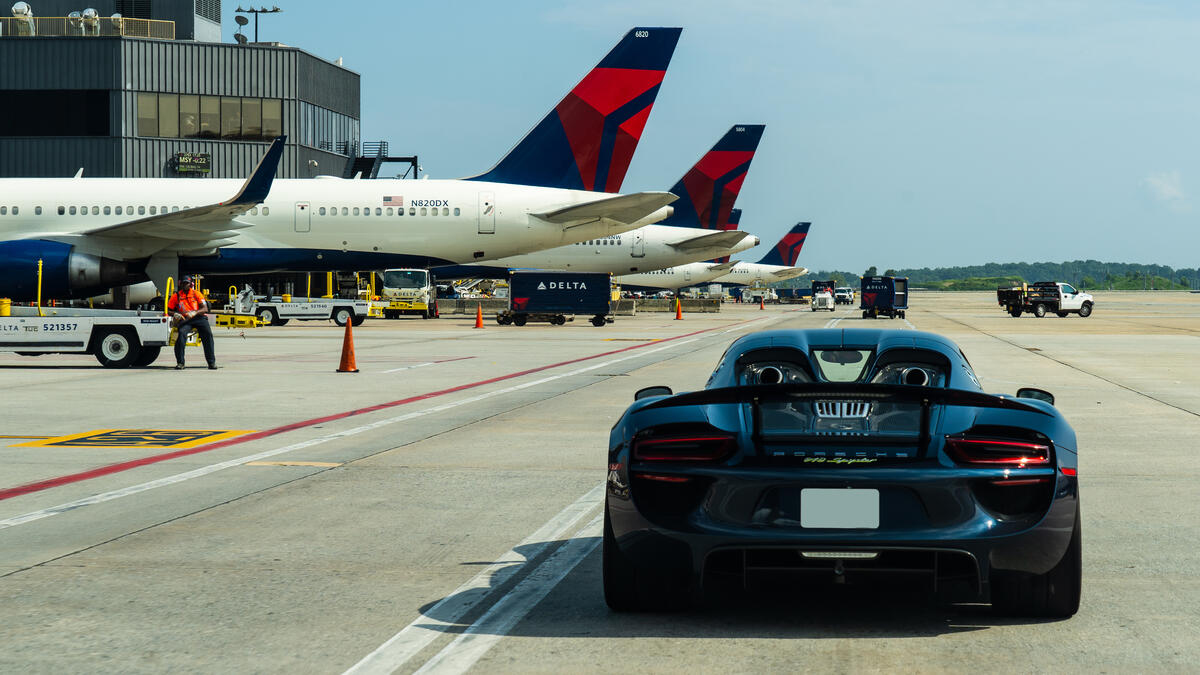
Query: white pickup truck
997 281 1094 318
0 306 171 367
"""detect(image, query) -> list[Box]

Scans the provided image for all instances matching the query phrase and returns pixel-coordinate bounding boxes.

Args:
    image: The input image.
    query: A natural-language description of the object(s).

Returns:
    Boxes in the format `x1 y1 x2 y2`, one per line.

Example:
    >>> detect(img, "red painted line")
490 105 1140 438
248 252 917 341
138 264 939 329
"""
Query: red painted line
0 321 753 502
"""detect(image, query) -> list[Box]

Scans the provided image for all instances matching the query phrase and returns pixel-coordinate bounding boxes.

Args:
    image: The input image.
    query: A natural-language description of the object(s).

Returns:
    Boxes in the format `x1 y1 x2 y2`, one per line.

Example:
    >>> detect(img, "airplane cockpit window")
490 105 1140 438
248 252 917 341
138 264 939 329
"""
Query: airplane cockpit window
409 207 415 215
454 207 461 216
262 207 269 216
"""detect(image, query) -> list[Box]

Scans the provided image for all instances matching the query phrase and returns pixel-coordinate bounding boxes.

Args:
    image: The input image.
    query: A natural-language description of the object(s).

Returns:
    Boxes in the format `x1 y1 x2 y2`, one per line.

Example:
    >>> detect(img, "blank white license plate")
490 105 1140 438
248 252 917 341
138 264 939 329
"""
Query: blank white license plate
800 488 880 529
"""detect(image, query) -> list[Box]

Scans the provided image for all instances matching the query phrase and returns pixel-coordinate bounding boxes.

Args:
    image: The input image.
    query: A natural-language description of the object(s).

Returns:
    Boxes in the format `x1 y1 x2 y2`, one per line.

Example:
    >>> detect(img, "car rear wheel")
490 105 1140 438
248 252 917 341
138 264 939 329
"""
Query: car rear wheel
602 501 689 612
991 507 1081 617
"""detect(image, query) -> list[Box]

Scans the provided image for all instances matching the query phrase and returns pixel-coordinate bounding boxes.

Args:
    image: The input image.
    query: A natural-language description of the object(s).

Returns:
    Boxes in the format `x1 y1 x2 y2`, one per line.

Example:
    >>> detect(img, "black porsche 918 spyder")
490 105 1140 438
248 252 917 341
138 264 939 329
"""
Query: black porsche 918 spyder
604 328 1080 617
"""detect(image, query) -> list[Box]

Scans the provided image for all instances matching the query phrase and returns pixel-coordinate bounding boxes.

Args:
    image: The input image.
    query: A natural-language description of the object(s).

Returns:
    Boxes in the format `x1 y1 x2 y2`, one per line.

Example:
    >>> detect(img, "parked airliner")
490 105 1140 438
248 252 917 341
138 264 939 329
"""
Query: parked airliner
430 124 763 280
710 221 812 285
617 219 811 291
0 27 682 301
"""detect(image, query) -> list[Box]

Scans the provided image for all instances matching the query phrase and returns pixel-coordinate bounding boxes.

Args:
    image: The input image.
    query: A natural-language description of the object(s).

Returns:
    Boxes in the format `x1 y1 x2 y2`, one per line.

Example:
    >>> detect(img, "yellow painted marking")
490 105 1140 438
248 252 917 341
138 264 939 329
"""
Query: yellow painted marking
17 429 254 449
245 461 342 467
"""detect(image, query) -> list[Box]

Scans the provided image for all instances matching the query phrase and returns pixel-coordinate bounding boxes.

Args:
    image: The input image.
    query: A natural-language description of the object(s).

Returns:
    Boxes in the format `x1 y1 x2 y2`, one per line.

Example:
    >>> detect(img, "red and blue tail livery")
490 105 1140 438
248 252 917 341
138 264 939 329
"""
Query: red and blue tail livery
659 125 764 229
469 27 682 192
756 221 811 266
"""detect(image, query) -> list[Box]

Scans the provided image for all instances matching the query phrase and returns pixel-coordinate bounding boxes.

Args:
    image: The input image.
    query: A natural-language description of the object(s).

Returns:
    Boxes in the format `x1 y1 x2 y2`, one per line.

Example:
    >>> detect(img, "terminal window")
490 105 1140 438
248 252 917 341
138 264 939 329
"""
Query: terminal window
138 93 283 141
0 90 109 136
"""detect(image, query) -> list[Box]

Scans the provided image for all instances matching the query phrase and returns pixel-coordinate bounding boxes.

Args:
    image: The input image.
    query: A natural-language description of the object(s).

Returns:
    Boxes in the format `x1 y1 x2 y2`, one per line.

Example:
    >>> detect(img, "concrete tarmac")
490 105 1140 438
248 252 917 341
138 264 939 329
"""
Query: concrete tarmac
1 292 1198 673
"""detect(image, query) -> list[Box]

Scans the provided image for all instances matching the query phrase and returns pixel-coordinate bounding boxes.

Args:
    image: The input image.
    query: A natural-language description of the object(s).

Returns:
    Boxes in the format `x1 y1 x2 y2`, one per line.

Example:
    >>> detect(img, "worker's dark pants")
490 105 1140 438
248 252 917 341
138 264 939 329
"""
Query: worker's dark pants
175 316 216 366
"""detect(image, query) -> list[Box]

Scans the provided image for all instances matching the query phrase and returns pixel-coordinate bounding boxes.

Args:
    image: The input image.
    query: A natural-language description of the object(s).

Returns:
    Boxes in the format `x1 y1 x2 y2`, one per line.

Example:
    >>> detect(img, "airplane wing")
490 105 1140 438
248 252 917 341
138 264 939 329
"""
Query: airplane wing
667 230 754 251
533 191 676 226
81 137 286 256
771 267 809 277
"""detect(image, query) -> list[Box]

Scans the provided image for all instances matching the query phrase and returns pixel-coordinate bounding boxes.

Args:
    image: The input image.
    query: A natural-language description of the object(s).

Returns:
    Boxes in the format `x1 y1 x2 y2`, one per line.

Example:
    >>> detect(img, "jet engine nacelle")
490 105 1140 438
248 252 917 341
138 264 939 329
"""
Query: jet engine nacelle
0 239 132 301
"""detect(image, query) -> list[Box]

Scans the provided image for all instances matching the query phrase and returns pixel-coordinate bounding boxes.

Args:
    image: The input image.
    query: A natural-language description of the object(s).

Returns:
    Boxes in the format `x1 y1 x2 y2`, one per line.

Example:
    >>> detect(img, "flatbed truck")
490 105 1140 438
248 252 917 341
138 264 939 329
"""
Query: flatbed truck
997 281 1094 318
226 287 371 327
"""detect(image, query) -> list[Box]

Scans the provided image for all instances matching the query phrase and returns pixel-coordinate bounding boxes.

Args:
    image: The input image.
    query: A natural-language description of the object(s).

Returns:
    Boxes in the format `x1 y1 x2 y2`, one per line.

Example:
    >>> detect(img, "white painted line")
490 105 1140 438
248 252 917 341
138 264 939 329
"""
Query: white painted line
342 484 604 675
0 338 699 531
823 317 844 329
381 362 435 374
413 514 604 675
903 318 917 329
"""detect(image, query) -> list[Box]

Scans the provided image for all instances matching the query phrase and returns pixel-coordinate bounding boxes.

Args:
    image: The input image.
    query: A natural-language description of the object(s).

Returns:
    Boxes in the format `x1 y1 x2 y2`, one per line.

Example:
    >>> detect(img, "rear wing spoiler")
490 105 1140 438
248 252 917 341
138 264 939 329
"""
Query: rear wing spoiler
639 383 1050 455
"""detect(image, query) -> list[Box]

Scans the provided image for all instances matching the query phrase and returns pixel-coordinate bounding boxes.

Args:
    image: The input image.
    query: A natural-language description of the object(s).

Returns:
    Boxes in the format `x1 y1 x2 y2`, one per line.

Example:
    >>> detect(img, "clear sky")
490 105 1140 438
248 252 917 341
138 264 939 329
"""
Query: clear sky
224 1 1200 271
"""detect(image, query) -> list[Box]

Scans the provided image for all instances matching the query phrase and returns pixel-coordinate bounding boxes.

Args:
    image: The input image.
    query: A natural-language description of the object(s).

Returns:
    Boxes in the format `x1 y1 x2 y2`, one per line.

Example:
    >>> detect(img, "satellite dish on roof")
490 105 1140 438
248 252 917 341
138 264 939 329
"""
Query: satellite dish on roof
234 33 248 44
234 14 248 25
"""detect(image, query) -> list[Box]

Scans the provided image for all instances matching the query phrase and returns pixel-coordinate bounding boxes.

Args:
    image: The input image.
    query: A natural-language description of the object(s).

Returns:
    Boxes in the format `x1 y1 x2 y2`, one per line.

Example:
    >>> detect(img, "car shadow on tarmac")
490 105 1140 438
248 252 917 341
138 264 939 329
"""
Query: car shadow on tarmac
416 539 1067 641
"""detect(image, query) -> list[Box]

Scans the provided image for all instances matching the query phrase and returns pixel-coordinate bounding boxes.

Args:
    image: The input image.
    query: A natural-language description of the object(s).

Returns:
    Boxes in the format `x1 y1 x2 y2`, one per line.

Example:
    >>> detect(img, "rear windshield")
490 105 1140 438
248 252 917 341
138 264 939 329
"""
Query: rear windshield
812 350 872 382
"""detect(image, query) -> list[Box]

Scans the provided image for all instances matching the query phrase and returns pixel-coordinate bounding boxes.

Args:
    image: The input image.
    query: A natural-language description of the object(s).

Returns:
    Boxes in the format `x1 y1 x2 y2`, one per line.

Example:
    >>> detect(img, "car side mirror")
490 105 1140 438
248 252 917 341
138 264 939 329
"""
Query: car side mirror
634 385 673 401
1016 387 1055 406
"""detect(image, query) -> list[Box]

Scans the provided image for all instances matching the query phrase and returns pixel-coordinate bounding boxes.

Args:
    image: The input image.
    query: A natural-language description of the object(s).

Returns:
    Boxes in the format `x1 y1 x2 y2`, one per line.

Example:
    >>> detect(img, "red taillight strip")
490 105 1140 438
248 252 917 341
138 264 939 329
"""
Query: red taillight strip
633 473 692 483
945 437 1051 466
633 435 734 462
1060 466 1078 476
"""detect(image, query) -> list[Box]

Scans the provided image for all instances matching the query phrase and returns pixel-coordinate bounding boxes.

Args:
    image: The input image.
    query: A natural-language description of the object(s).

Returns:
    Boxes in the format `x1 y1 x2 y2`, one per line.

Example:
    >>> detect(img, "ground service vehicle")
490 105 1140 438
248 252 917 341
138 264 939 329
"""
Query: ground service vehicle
497 271 612 326
810 280 836 311
835 287 854 304
745 287 778 304
861 276 908 319
604 328 1082 617
381 268 436 319
997 282 1094 318
228 287 371 327
0 306 170 367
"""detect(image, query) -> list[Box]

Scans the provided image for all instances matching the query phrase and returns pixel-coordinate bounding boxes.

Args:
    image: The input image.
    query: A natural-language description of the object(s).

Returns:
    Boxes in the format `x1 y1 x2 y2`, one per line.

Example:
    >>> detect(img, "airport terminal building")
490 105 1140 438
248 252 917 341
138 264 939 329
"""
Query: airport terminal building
0 0 360 179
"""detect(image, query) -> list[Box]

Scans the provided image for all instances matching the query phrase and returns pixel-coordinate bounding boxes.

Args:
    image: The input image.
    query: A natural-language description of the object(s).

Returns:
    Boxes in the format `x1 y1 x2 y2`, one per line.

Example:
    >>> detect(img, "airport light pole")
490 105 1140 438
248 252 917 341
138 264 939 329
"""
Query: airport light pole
234 5 282 43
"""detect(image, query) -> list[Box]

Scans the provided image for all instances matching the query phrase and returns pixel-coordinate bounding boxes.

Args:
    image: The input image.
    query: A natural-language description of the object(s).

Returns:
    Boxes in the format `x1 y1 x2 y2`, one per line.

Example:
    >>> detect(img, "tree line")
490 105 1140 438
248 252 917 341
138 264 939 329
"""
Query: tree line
773 261 1200 291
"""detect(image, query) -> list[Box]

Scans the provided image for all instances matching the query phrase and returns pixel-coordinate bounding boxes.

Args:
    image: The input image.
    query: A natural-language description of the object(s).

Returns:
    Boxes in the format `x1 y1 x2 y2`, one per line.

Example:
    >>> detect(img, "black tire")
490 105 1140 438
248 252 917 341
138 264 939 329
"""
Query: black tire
1056 311 1069 318
421 309 431 319
333 307 353 326
351 315 366 327
1078 303 1092 318
512 314 527 327
275 319 289 326
991 507 1081 617
495 315 505 325
1010 307 1022 318
591 315 606 327
862 311 869 319
131 345 161 367
257 307 276 325
383 310 398 320
1034 303 1047 318
603 506 639 612
93 327 141 368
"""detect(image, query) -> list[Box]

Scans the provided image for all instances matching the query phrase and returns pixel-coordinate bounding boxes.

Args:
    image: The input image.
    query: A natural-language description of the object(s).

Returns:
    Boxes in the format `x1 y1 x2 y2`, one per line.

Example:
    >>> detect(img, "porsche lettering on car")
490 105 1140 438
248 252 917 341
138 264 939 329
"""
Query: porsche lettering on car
604 328 1081 616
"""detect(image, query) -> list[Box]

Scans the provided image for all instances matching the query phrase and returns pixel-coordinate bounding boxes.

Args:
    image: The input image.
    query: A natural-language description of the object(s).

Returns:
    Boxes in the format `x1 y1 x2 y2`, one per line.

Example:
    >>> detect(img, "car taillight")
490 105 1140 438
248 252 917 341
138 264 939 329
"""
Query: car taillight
944 436 1051 467
633 433 736 462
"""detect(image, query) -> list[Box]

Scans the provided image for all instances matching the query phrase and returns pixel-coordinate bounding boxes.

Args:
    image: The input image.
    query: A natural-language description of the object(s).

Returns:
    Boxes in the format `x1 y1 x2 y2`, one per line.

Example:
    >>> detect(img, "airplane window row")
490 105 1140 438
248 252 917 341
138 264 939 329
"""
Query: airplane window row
312 206 462 217
49 205 189 216
247 207 272 216
578 238 622 246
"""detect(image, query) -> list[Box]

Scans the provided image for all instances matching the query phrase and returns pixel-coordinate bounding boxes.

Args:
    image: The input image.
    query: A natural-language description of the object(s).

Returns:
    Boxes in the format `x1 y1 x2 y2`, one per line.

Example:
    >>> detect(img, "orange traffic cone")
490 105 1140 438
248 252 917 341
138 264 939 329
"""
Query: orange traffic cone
674 297 683 320
473 303 484 329
336 319 359 373
759 297 765 310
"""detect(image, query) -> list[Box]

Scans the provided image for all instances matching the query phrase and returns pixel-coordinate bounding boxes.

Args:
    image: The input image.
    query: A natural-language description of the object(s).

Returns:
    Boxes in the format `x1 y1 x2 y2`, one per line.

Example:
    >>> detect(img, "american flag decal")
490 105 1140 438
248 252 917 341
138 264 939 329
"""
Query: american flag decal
383 195 404 206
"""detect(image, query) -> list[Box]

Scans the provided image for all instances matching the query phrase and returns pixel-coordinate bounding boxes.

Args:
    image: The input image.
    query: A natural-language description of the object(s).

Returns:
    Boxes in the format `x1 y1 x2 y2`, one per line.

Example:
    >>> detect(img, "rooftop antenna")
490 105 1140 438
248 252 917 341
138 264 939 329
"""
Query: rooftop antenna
234 5 282 43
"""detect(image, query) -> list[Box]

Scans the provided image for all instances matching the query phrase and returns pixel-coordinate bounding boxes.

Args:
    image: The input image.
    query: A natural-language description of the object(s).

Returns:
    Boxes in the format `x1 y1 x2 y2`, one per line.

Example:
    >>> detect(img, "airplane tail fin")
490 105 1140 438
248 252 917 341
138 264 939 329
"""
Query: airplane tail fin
756 222 811 266
707 209 744 262
659 125 764 229
468 27 682 192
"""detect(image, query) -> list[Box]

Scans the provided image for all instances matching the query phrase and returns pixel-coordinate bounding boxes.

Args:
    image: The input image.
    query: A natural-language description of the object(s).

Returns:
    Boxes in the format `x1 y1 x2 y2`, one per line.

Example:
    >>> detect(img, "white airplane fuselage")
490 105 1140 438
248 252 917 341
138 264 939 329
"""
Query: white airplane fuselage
0 176 670 273
615 262 734 290
710 261 809 286
481 225 757 275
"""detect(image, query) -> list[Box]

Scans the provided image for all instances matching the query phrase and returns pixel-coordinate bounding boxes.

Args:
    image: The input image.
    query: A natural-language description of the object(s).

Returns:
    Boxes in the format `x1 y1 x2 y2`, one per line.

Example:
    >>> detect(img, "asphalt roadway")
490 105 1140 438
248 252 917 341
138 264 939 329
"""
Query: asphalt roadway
1 292 1198 673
